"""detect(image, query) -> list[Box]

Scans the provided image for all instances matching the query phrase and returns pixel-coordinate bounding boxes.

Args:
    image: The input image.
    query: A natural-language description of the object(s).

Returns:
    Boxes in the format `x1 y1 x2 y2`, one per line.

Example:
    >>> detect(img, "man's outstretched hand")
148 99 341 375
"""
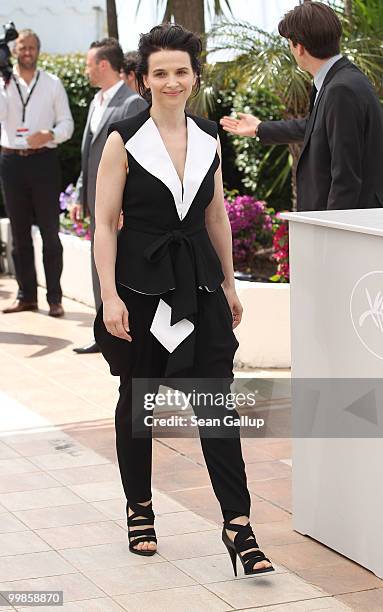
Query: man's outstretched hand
220 113 261 137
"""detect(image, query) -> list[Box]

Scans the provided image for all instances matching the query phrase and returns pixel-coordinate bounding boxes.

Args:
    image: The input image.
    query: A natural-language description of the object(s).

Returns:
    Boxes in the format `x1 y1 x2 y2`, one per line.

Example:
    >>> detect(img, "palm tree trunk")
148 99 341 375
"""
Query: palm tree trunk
171 0 205 35
106 0 119 39
344 0 353 20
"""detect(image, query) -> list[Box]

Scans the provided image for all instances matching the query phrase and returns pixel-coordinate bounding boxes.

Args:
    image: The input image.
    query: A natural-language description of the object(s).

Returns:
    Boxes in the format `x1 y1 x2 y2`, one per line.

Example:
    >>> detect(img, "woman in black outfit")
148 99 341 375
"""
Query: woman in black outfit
93 23 274 577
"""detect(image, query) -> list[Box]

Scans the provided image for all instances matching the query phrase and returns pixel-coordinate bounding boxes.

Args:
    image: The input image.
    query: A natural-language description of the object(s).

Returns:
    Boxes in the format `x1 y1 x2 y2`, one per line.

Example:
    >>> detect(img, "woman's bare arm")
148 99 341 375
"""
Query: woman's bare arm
94 131 131 340
205 137 243 327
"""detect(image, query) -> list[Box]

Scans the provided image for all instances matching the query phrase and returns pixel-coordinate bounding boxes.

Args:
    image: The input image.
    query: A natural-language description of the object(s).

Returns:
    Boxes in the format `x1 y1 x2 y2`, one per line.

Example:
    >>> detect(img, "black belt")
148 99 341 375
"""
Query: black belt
143 228 205 326
123 225 207 376
1 146 52 157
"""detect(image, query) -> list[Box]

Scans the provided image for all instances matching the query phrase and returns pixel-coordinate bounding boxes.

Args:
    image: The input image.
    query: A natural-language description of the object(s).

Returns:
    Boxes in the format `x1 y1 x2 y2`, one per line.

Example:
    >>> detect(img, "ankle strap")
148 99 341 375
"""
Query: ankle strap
127 500 154 521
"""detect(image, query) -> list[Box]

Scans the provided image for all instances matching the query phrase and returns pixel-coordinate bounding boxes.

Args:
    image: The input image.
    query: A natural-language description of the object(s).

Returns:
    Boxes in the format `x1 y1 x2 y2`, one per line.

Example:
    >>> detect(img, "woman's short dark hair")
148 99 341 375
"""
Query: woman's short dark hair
278 1 342 59
90 38 124 73
136 23 202 102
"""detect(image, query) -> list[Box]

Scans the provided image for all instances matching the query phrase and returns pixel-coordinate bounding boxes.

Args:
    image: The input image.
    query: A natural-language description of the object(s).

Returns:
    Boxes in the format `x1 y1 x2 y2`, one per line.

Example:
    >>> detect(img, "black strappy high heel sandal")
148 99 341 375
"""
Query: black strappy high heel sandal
127 500 157 556
222 519 275 576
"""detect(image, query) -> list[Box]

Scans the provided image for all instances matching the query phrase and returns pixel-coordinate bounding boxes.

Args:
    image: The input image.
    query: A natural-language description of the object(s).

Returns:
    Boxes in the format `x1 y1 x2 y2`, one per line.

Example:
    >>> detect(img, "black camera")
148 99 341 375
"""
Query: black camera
0 22 19 84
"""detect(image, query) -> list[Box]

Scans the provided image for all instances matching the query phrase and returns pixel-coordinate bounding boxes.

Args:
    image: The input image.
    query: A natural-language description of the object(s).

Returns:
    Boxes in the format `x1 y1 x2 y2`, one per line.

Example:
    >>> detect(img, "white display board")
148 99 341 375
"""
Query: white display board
282 208 383 579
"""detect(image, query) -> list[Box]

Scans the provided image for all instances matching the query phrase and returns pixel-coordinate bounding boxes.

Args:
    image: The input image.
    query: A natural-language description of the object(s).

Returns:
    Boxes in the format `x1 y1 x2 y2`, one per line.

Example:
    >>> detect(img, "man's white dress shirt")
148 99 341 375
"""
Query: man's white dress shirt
0 66 74 148
90 79 124 135
314 54 343 103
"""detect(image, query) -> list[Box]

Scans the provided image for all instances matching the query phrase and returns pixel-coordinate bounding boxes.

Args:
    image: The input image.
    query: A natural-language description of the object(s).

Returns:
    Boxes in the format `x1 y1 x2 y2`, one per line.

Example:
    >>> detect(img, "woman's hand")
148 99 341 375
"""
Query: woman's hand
103 296 132 341
223 287 243 329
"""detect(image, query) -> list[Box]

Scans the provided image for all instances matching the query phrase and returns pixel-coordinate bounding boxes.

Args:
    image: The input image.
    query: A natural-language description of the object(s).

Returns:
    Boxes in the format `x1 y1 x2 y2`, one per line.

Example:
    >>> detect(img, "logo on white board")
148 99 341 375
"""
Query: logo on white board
350 271 383 360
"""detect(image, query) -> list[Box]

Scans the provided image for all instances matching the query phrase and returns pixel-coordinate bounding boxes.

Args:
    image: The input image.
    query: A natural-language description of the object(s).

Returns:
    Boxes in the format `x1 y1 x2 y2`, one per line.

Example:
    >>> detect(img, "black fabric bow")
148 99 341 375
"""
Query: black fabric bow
144 229 198 326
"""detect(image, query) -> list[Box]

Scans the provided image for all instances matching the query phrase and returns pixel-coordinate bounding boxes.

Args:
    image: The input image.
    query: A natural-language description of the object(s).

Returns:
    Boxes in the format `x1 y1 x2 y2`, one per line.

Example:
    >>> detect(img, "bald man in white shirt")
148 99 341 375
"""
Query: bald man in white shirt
0 29 74 317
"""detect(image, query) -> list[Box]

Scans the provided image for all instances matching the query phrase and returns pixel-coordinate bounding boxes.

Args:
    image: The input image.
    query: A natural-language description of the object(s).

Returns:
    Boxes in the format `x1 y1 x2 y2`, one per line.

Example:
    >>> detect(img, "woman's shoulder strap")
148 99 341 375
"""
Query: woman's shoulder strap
187 113 218 139
107 107 150 143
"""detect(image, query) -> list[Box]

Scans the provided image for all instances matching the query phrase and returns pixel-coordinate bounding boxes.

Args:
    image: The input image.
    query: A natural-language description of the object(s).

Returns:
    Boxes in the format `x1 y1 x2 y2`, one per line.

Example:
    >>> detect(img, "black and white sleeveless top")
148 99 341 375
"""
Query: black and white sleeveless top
107 106 225 374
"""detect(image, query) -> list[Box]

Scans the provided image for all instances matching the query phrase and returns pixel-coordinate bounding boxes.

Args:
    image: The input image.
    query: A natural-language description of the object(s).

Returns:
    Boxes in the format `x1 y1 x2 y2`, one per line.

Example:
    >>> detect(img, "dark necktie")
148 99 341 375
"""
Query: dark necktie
309 84 318 114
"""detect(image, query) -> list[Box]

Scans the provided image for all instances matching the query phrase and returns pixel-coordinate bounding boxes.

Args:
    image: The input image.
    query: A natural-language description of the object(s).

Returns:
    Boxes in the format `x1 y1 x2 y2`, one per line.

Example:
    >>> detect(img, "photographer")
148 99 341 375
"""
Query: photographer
0 28 74 316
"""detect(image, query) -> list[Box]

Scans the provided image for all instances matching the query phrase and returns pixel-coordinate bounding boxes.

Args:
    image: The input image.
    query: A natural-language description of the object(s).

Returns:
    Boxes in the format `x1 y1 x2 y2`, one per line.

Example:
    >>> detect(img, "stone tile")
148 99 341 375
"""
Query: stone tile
46 463 120 486
254 519 308 547
68 481 124 502
151 490 188 514
0 531 51 556
174 553 288 584
153 510 217 536
116 584 233 611
260 440 292 461
280 458 292 467
0 551 74 581
245 460 291 482
117 510 217 538
92 499 127 520
207 572 325 609
14 502 107 529
153 466 212 492
61 541 164 572
17 599 125 612
159 438 203 457
296 562 383 595
153 448 202 475
3 433 76 457
0 471 60 493
0 512 28 533
0 440 20 459
93 494 187 522
167 486 218 517
0 573 105 604
36 521 126 549
29 449 109 470
246 598 351 611
157 529 225 561
1 486 84 511
84 562 196 595
336 587 383 611
241 444 285 463
68 422 116 451
250 500 291 525
248 477 292 513
265 541 352 572
0 457 39 476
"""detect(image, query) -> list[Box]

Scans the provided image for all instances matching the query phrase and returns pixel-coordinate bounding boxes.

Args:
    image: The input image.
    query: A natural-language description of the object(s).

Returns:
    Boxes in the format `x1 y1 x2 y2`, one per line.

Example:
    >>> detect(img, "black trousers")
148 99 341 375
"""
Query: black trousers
0 150 63 304
103 285 251 522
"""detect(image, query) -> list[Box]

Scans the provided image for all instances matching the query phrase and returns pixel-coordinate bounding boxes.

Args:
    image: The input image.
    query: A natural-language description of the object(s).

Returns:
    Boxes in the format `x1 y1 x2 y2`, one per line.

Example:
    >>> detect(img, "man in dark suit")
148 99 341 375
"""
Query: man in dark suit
71 38 147 353
220 1 383 212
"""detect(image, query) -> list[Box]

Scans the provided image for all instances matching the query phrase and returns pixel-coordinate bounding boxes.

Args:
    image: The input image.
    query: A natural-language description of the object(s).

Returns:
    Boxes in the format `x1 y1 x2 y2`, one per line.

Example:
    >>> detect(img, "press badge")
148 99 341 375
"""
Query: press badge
15 126 30 147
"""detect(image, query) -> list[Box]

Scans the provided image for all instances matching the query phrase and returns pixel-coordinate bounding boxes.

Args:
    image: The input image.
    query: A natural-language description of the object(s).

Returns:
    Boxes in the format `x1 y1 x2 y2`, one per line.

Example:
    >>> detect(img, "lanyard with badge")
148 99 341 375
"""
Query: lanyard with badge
13 71 40 148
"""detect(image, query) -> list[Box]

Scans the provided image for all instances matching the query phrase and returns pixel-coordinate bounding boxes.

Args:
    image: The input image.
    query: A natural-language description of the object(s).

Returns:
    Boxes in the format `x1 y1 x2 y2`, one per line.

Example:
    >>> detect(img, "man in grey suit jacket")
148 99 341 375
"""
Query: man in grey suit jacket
71 38 147 353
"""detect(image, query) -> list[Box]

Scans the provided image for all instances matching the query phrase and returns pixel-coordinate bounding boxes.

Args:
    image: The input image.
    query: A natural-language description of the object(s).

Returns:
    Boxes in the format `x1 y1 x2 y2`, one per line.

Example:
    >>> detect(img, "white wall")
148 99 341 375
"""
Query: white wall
0 0 106 53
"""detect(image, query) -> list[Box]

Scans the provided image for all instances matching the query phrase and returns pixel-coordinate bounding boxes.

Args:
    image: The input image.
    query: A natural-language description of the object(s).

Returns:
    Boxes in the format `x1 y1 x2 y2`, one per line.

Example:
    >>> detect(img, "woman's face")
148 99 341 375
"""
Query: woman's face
143 49 197 108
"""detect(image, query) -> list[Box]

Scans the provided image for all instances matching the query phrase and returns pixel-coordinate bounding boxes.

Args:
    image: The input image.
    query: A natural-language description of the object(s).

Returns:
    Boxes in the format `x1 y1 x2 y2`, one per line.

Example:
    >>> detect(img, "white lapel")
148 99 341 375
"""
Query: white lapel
125 113 217 220
125 116 183 214
182 116 217 218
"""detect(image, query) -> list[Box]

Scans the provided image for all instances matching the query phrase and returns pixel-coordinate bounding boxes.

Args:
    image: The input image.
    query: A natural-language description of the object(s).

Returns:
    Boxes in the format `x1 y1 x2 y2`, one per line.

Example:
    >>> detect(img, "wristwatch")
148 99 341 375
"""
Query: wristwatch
49 129 55 140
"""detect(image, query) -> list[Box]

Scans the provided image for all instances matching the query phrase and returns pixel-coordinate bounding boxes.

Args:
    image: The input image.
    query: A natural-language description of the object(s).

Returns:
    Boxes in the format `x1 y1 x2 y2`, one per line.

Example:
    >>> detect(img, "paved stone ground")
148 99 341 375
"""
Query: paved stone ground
1 275 383 611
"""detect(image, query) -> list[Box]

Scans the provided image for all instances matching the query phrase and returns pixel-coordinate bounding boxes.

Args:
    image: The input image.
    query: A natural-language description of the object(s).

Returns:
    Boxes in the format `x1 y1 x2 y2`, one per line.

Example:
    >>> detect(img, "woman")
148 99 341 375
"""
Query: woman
93 23 274 576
